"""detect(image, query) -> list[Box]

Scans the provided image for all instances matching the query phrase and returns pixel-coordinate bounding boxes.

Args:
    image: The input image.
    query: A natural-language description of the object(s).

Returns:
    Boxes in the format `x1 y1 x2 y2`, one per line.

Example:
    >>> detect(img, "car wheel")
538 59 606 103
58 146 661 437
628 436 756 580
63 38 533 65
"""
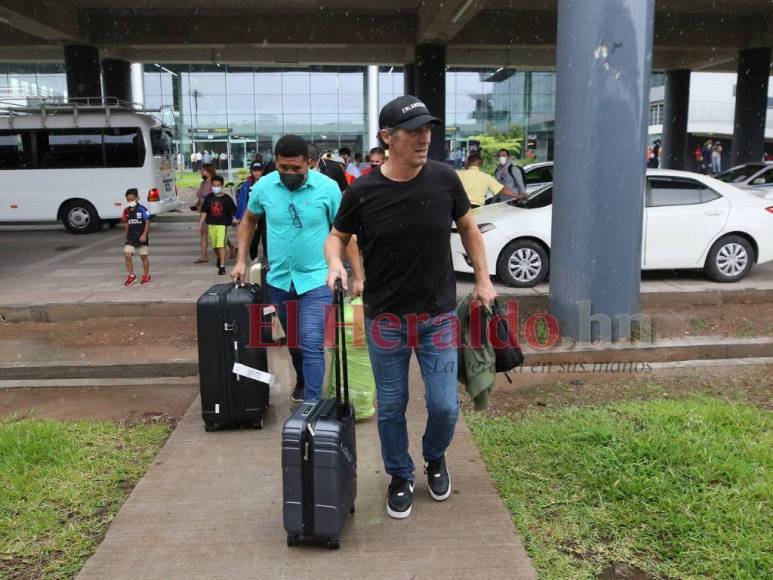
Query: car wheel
704 235 754 283
62 201 100 234
496 239 549 288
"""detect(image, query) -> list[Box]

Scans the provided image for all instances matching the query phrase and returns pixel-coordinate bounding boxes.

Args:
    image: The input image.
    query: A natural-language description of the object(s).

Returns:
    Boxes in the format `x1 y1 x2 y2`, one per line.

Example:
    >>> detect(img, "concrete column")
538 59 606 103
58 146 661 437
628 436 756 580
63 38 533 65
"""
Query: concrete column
367 65 380 150
64 45 102 101
130 63 145 108
414 44 446 161
102 59 132 103
661 69 690 169
731 47 771 166
549 0 655 342
403 63 415 96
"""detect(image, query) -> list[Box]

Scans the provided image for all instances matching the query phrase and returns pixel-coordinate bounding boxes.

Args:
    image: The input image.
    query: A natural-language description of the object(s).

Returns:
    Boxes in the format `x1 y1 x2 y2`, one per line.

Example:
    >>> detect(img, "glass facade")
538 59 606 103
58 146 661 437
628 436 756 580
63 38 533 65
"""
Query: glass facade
0 63 68 100
144 64 367 168
1 62 566 165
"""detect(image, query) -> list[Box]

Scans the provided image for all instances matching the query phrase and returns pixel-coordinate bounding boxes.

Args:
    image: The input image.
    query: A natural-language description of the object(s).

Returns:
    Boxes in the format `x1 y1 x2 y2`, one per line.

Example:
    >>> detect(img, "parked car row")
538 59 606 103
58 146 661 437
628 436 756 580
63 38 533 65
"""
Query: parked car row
455 168 773 287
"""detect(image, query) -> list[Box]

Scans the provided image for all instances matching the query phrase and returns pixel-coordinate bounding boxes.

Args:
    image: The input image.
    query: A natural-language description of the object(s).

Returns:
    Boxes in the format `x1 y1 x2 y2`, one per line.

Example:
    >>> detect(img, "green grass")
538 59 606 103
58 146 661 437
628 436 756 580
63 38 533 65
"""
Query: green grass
467 397 772 579
176 170 249 188
0 418 170 579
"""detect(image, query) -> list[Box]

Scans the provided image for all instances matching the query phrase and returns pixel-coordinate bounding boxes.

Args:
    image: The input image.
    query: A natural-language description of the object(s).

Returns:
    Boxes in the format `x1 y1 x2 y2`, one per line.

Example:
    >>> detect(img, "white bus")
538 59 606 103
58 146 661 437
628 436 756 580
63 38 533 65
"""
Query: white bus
0 102 177 233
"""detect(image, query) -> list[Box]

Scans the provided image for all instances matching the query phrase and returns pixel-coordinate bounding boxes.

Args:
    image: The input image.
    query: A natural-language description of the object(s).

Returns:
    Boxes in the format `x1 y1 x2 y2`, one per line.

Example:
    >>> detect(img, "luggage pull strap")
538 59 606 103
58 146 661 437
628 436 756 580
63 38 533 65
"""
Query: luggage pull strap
333 279 350 419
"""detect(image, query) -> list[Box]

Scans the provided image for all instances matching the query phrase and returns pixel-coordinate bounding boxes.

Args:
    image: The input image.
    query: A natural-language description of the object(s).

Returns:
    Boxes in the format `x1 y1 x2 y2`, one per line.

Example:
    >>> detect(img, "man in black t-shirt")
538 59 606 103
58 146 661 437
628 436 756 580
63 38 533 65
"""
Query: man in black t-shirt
325 96 497 520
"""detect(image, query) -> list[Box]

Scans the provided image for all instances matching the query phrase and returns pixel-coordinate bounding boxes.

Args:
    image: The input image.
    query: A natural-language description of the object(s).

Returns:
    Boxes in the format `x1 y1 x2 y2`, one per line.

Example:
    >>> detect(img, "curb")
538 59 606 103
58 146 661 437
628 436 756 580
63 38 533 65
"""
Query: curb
0 361 198 381
2 289 772 323
1 338 770 382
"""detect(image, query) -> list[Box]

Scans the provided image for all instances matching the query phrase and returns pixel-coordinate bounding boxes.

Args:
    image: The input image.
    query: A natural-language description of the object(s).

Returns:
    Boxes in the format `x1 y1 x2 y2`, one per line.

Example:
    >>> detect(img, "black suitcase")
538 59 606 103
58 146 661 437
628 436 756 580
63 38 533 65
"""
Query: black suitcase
197 283 270 431
282 281 357 550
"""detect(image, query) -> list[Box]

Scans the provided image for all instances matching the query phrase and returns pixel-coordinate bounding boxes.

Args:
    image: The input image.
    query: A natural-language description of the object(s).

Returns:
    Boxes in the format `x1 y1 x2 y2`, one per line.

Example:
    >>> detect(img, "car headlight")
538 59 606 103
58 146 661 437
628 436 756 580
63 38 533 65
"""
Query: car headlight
477 223 496 233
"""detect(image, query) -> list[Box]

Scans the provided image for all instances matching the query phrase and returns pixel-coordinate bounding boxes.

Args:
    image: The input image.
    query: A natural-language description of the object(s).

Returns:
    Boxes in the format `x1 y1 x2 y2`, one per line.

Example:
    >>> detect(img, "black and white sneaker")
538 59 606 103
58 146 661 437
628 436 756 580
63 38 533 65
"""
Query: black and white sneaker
425 456 451 501
290 382 304 403
386 477 414 519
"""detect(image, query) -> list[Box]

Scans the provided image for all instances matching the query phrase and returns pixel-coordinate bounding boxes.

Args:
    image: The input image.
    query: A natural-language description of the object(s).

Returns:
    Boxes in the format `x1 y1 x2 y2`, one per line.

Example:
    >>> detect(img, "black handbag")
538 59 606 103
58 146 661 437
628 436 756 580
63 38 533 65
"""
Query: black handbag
489 300 525 381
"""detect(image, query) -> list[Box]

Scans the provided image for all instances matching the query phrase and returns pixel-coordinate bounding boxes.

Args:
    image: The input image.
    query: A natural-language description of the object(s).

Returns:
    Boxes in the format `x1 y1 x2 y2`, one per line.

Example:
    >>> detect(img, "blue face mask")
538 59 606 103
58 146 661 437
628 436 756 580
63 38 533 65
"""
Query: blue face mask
280 172 305 191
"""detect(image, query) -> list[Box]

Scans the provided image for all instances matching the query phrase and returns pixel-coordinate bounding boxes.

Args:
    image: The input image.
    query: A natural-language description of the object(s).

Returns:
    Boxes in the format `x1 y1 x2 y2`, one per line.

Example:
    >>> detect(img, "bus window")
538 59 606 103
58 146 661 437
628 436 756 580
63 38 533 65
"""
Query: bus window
151 128 172 155
0 131 34 169
104 127 145 167
37 129 104 169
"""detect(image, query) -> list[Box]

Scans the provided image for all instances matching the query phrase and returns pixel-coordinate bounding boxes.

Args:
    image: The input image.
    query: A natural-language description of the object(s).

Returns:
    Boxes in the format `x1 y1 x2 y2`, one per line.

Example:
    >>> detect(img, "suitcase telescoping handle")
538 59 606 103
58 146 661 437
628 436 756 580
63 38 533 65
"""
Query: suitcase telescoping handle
333 278 350 419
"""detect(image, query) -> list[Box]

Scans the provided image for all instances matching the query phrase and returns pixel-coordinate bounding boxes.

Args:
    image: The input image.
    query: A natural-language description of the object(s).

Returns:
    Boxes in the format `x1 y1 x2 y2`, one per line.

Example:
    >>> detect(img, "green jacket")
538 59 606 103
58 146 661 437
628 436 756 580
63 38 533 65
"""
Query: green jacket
457 294 497 411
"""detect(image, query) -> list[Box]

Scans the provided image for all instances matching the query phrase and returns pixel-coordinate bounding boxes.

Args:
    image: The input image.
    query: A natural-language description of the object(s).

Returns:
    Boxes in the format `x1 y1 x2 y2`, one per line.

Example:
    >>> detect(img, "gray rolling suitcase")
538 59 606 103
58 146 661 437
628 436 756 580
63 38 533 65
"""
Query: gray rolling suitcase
282 281 357 550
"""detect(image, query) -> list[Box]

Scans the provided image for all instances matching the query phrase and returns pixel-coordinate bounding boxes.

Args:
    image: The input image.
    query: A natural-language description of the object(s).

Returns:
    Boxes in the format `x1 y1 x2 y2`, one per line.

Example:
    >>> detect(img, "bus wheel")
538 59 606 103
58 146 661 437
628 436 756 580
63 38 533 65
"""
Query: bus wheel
63 201 100 234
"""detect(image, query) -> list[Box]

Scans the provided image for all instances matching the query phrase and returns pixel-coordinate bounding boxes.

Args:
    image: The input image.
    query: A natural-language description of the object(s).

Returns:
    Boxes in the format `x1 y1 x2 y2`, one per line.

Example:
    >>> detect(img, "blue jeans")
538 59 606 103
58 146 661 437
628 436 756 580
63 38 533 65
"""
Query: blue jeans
365 312 459 482
266 283 332 402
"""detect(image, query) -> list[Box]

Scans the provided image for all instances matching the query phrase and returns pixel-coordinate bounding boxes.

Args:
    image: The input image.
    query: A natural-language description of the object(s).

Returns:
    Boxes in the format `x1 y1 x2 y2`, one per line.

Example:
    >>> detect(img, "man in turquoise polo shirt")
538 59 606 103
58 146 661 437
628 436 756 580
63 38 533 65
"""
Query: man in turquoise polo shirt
232 134 356 402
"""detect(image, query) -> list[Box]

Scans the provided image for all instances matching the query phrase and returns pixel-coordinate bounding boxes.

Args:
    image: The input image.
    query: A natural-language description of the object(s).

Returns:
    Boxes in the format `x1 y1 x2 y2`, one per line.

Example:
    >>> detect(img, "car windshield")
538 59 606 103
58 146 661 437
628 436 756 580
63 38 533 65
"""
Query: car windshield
508 184 553 209
716 164 766 183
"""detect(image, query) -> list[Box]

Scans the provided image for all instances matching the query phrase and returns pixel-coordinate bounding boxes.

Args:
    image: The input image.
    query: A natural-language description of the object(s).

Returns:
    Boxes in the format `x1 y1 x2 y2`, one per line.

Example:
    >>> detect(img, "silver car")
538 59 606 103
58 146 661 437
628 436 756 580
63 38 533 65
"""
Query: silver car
716 162 773 193
523 161 554 193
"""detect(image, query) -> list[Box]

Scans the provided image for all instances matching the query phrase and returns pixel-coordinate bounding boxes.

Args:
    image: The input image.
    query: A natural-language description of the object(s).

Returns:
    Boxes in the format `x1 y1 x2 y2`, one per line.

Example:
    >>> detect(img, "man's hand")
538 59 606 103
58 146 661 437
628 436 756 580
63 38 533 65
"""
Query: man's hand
139 234 147 243
230 260 247 284
350 276 364 298
233 218 240 226
471 277 497 309
327 266 348 292
196 222 203 234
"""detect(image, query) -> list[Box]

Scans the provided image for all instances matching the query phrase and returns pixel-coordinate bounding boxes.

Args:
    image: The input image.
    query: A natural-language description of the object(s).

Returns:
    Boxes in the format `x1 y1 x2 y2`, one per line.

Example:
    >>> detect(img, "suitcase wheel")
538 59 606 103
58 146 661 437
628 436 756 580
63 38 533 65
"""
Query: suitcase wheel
204 422 216 432
286 535 300 547
326 539 340 550
350 505 355 514
253 418 264 430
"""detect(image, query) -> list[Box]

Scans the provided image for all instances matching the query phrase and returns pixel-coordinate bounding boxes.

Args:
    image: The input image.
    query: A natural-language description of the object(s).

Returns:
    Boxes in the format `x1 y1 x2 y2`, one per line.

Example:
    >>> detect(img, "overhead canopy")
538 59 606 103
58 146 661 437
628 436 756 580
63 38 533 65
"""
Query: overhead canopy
0 0 770 71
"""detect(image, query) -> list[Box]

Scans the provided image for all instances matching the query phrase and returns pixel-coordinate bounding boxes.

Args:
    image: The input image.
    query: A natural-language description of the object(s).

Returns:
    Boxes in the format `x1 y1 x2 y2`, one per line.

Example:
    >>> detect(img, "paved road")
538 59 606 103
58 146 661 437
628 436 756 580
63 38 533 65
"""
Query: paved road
1 221 772 308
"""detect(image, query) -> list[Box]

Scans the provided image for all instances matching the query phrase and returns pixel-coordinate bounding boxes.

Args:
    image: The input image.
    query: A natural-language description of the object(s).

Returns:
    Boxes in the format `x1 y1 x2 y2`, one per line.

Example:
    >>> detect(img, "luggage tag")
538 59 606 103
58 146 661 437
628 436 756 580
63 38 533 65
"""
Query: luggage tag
232 362 276 386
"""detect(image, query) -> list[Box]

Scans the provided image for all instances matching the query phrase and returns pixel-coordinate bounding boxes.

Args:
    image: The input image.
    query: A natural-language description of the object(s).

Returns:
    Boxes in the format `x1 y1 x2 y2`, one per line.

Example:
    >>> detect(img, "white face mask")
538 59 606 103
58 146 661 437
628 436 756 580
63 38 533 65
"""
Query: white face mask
498 156 508 166
212 186 222 194
128 201 137 208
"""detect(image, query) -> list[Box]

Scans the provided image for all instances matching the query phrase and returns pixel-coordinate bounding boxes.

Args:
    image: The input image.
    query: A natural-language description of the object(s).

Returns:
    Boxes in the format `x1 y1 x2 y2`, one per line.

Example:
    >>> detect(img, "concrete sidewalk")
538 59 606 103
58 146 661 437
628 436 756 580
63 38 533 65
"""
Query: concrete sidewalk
1 221 772 310
76 349 537 580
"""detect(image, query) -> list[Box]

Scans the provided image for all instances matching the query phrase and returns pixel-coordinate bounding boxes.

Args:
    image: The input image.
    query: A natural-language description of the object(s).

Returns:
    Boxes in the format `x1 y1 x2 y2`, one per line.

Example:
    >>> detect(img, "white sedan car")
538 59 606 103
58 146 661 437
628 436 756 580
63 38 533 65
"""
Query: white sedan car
452 169 773 287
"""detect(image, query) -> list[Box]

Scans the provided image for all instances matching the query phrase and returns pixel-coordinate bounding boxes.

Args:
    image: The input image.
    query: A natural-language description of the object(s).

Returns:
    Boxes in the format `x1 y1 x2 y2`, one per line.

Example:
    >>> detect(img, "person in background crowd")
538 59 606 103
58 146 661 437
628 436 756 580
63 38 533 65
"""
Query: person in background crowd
359 153 371 173
232 134 356 403
456 153 520 208
198 175 237 276
195 150 203 171
354 152 364 171
308 144 349 191
646 146 658 168
219 150 228 171
340 147 361 179
702 140 714 174
652 139 661 168
359 146 385 177
235 162 265 261
194 163 235 263
711 142 723 175
190 151 197 172
494 148 527 196
202 149 212 165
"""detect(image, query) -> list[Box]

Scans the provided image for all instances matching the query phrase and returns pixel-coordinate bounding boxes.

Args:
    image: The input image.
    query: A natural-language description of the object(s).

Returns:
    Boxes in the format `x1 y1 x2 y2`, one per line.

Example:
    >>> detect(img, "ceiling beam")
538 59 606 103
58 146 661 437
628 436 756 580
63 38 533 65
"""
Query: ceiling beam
0 0 85 42
89 11 416 46
417 0 487 43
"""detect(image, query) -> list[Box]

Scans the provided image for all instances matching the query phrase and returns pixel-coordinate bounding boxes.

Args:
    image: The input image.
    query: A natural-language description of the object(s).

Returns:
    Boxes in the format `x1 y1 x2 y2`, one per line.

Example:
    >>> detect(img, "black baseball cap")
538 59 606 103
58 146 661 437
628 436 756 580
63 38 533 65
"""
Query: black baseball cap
250 162 264 171
378 95 441 131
